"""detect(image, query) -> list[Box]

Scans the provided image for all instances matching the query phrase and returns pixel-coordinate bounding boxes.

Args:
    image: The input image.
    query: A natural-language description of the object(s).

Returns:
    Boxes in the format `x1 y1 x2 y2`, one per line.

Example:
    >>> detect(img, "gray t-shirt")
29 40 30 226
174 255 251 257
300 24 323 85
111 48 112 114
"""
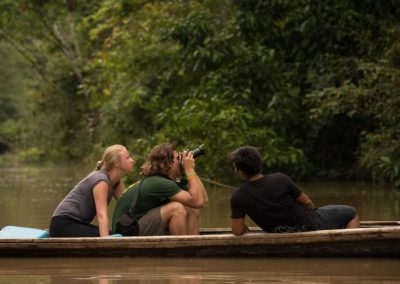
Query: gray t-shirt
53 170 117 223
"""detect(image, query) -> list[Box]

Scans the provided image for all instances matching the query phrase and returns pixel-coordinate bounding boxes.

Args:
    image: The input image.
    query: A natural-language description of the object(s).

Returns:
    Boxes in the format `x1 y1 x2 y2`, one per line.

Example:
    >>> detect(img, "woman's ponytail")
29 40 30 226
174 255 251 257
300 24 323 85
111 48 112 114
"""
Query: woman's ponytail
96 160 104 170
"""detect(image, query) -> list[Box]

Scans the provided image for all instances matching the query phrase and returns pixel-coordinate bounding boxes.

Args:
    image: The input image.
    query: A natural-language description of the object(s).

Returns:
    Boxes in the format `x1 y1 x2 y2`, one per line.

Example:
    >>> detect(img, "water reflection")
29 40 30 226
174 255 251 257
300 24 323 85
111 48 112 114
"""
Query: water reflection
0 257 400 283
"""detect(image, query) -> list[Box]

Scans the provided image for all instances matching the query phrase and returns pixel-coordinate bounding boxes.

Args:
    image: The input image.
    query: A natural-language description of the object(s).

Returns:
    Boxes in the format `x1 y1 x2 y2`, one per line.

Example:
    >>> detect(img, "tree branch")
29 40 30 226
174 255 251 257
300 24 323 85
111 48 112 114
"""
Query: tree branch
0 29 48 84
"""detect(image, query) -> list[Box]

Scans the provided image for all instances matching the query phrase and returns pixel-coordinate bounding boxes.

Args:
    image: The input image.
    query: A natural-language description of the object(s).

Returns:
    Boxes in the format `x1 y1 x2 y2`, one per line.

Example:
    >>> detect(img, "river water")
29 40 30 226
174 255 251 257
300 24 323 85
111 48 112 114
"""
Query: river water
0 166 399 283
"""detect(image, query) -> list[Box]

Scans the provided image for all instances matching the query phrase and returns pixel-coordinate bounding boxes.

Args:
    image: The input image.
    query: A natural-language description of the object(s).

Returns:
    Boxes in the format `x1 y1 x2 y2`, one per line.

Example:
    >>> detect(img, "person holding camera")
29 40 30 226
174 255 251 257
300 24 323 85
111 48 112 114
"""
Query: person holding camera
112 143 208 236
229 146 360 235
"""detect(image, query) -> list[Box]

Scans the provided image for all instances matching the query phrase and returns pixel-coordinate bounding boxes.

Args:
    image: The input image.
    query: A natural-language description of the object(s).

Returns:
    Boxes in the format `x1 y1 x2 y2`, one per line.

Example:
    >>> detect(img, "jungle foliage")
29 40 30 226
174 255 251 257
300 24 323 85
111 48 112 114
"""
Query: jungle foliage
0 0 399 186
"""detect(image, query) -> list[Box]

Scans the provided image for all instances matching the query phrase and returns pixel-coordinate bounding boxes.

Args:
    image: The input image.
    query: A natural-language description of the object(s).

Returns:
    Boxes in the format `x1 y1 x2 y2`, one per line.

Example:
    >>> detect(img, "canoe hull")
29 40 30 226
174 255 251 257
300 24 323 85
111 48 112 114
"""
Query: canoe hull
1 241 399 257
1 225 400 257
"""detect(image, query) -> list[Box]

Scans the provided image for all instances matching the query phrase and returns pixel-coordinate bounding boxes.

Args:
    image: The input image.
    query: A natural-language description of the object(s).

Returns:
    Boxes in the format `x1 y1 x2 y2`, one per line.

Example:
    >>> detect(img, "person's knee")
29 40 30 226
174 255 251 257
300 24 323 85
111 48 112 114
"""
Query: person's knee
346 206 357 219
167 202 187 218
186 207 200 219
344 206 360 228
346 213 360 228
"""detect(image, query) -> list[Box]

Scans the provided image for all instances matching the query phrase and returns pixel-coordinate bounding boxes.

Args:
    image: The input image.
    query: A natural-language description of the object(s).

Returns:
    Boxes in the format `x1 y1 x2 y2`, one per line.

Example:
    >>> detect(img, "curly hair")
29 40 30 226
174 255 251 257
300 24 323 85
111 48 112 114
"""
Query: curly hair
140 143 176 177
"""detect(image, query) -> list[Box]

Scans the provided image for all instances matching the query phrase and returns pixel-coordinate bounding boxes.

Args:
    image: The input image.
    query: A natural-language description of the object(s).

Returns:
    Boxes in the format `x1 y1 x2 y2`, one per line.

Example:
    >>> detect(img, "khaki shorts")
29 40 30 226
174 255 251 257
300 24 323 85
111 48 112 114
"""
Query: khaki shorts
138 206 169 236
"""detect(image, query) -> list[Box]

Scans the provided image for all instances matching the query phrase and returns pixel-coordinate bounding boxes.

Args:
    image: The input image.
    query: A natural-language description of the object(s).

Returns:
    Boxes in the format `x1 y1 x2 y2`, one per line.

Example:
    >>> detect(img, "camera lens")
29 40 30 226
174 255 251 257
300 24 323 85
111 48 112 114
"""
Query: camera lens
191 144 205 159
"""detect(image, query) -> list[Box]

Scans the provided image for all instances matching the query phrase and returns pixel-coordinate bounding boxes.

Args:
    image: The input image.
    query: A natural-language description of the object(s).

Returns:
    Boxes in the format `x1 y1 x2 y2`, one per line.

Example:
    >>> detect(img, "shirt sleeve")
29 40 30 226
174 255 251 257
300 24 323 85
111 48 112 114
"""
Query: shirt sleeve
230 190 246 219
147 178 182 201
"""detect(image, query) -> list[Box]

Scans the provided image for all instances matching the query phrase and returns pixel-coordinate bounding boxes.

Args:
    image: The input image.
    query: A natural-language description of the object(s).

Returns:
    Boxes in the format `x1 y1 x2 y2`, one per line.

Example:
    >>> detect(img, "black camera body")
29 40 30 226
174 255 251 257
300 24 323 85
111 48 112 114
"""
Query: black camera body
191 144 206 159
177 144 206 185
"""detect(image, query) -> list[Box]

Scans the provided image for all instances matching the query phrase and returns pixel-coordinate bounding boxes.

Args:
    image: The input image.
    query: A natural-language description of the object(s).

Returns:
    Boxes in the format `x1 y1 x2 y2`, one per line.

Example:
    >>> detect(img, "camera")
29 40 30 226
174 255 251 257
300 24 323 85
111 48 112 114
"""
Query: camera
191 144 206 159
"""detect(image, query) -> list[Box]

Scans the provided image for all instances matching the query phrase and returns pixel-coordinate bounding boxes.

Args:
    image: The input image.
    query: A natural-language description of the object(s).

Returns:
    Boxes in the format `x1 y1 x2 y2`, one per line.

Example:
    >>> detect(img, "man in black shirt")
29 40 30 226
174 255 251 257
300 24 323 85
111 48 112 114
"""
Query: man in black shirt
229 146 360 235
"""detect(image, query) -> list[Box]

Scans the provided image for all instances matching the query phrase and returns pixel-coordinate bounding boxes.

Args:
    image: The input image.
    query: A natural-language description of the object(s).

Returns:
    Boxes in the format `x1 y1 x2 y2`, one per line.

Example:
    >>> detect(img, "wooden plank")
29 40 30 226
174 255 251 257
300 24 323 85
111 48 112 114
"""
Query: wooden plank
1 224 400 245
200 221 400 234
360 221 400 227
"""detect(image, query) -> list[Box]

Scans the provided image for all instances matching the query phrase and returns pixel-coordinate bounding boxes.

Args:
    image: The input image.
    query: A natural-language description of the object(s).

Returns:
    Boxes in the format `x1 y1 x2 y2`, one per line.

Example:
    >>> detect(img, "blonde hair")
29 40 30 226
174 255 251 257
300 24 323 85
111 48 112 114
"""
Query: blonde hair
96 144 126 171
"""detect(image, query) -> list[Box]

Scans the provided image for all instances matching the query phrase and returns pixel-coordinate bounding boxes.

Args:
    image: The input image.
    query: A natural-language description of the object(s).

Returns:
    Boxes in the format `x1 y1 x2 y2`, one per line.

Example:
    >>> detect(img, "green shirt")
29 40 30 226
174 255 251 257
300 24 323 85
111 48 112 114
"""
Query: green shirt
112 175 181 233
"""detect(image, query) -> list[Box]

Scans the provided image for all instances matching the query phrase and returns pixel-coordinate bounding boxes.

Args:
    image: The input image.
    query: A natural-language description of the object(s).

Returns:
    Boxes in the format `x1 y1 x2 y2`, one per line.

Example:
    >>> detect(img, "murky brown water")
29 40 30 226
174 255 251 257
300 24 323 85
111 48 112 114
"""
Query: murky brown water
1 166 399 283
0 257 400 283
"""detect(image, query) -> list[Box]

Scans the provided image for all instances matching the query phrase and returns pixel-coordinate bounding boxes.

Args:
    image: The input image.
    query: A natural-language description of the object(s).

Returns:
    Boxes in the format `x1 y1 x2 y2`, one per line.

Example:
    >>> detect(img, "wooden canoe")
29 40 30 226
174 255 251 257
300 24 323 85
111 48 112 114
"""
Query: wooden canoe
0 221 399 257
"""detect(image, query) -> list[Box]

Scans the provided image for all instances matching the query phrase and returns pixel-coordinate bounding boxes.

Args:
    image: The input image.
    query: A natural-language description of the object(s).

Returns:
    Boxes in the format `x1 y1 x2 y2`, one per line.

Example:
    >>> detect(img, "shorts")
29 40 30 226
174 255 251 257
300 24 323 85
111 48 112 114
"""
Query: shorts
315 205 357 230
138 206 169 236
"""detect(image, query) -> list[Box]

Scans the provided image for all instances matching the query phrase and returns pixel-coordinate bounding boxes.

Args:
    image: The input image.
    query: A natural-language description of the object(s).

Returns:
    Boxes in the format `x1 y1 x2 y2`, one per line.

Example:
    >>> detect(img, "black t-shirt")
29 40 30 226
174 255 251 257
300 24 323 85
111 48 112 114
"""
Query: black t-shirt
230 173 318 232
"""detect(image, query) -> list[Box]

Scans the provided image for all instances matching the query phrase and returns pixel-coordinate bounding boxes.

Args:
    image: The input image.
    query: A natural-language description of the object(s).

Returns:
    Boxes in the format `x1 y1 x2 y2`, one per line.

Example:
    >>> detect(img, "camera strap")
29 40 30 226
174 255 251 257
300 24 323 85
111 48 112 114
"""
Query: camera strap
128 179 144 216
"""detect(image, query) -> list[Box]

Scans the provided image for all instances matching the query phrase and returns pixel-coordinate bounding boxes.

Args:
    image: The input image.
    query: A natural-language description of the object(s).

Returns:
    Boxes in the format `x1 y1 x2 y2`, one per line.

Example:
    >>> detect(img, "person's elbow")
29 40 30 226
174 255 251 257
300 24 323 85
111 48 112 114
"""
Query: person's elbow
190 199 205 209
296 193 315 209
306 202 315 209
171 191 206 208
187 193 207 208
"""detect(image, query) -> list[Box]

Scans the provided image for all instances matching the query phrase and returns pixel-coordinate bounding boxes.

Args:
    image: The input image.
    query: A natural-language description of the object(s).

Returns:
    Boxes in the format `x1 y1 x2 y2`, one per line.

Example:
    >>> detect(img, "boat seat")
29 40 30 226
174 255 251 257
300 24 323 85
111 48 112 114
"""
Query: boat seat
0 226 49 238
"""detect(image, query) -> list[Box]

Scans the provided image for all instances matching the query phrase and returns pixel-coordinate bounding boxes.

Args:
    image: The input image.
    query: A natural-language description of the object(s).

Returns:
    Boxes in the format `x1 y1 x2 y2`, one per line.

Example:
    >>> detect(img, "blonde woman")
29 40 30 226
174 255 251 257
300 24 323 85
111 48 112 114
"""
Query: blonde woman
49 145 134 237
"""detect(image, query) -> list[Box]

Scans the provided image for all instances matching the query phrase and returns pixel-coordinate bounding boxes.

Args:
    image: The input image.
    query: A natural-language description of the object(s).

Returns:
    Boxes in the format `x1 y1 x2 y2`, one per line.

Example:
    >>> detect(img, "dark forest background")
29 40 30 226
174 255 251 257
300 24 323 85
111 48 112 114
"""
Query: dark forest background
0 0 399 187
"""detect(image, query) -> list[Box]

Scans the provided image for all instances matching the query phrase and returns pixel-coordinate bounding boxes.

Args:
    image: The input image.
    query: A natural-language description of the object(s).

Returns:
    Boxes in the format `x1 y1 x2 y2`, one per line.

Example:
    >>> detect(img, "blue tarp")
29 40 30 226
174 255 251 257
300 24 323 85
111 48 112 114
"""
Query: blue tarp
0 226 49 238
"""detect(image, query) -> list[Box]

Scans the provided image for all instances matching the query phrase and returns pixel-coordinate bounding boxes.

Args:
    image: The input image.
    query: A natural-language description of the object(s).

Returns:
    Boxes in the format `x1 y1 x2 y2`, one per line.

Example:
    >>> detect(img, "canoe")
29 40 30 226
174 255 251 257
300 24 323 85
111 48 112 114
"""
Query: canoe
0 221 399 257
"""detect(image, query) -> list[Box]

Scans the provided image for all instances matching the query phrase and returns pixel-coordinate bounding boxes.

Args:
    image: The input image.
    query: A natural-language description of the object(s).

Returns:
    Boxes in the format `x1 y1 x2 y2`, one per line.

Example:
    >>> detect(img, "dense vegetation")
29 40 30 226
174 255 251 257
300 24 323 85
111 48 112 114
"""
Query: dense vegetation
0 0 399 187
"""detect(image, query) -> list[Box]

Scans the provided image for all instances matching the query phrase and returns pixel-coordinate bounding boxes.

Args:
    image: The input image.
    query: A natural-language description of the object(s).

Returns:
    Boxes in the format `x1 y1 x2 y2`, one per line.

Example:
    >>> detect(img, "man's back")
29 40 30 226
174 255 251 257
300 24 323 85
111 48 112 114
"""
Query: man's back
230 173 319 232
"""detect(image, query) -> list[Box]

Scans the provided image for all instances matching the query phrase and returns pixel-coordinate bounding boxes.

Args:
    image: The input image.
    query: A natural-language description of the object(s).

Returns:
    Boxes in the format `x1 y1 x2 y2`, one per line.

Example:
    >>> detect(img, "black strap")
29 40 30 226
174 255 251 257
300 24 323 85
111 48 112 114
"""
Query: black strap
128 179 143 216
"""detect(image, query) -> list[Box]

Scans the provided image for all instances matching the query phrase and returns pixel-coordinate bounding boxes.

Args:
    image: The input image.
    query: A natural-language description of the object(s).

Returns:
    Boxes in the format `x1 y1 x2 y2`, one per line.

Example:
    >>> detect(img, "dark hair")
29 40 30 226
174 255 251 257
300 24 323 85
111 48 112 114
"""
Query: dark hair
229 146 262 177
140 143 176 177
